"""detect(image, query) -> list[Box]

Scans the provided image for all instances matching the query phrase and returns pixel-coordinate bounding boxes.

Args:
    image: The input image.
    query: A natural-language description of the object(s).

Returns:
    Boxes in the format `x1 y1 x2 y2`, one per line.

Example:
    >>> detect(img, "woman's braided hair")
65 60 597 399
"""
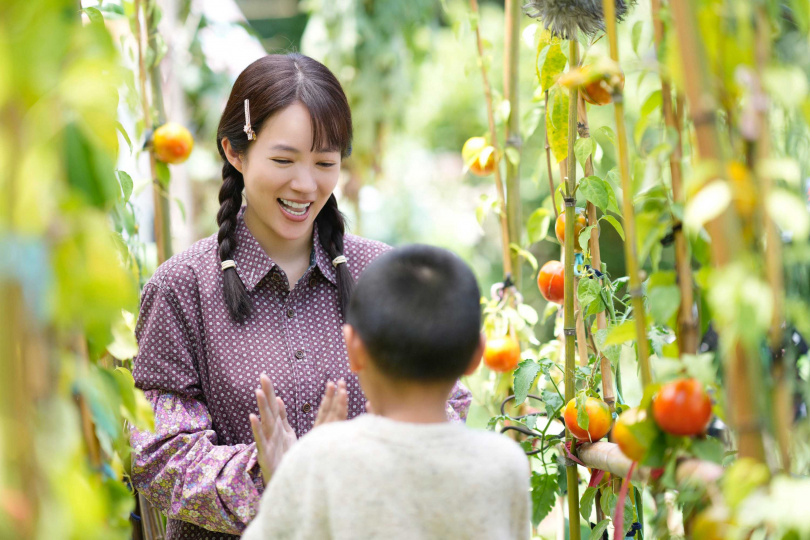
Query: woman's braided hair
215 54 354 323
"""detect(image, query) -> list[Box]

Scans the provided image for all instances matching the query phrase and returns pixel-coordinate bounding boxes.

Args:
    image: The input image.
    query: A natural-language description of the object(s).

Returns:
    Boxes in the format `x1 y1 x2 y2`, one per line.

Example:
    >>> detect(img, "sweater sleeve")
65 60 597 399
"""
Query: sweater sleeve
130 390 263 535
446 380 472 423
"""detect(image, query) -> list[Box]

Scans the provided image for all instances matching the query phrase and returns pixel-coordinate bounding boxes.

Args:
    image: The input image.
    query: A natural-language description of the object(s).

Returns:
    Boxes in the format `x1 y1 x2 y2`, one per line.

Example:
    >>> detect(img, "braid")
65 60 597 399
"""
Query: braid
316 194 354 318
217 161 251 322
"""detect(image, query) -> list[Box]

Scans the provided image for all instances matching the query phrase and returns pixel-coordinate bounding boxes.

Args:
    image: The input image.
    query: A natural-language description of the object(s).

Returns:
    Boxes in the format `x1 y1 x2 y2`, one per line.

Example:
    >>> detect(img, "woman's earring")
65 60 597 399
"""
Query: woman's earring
243 99 256 141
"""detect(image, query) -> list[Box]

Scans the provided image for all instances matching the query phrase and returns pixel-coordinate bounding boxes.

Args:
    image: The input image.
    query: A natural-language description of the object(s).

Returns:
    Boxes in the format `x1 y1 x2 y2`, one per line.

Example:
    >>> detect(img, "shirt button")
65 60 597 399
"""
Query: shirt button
302 403 312 413
294 350 305 360
271 273 282 283
308 277 318 288
286 308 295 318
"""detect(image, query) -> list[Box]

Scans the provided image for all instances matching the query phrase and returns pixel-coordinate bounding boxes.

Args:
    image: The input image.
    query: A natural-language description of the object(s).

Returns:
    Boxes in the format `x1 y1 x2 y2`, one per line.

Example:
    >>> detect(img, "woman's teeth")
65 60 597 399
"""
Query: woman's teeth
279 198 311 216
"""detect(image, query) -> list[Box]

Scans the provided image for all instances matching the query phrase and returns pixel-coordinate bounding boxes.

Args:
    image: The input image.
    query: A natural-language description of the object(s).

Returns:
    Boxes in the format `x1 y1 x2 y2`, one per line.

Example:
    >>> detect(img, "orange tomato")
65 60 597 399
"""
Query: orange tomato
652 378 712 436
483 336 521 372
462 136 496 176
580 66 625 106
555 209 588 252
563 397 612 442
153 122 194 164
611 408 649 462
537 260 564 304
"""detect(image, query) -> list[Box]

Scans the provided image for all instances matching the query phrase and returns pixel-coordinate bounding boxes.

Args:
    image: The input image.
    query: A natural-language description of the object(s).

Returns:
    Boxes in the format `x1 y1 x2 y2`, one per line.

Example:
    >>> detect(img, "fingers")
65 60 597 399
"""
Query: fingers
334 379 348 421
365 400 375 415
314 381 336 427
260 374 279 418
256 388 278 444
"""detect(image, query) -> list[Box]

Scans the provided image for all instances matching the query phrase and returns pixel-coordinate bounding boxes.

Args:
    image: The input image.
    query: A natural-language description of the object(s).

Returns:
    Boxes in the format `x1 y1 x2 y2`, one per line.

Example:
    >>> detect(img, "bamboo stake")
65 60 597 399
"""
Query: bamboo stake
668 0 766 462
754 7 790 472
577 96 616 407
650 0 698 355
136 0 171 265
563 37 582 540
504 0 522 285
470 0 514 280
601 0 652 388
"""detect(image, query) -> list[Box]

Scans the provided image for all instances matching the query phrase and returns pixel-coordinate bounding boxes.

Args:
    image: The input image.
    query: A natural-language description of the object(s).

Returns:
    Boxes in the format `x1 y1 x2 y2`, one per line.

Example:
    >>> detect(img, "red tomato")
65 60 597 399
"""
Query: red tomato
563 397 612 442
611 408 650 462
652 378 712 436
537 261 565 304
555 210 588 252
153 122 194 164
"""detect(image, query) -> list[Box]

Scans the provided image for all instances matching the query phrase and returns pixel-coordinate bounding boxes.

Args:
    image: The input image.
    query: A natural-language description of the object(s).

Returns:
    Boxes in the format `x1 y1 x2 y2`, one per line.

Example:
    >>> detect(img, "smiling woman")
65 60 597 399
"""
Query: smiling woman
128 53 473 540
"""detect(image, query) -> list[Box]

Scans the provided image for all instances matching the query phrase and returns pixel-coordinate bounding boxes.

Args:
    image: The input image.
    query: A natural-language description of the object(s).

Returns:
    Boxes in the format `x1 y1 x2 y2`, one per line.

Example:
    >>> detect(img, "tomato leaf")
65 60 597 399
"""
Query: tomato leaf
542 389 563 419
541 42 567 92
115 170 134 204
691 438 724 464
578 223 598 252
578 176 610 211
531 472 558 526
547 84 569 163
513 359 543 405
648 285 681 326
589 519 611 540
600 215 625 241
580 486 598 521
518 303 539 326
510 243 539 271
576 390 590 431
575 137 595 169
603 320 637 346
527 207 552 244
578 277 601 307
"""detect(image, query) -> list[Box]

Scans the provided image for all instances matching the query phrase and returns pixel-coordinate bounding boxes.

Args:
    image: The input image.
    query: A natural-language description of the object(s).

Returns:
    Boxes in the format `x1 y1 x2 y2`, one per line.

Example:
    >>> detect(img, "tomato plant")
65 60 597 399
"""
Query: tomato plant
537 260 564 304
563 395 612 442
555 209 587 251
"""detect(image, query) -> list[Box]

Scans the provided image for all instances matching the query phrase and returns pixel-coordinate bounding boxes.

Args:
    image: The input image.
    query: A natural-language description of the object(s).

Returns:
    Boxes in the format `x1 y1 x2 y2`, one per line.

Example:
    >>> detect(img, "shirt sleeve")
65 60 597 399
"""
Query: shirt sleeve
130 390 263 535
446 380 473 423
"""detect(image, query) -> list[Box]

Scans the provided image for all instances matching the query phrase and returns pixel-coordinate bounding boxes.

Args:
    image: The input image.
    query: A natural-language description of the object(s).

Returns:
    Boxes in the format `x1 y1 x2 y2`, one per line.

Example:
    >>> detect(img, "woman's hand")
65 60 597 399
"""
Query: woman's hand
314 379 348 427
250 374 297 486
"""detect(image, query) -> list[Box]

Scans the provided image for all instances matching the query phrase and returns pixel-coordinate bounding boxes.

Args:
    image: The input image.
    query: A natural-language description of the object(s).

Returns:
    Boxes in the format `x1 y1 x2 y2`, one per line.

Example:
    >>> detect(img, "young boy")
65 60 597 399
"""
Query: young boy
242 245 531 540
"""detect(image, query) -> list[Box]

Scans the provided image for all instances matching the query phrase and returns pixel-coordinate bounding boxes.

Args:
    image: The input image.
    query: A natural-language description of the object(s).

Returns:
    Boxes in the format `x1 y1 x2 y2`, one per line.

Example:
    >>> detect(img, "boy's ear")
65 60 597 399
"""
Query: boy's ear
343 324 366 373
221 137 244 173
463 333 485 376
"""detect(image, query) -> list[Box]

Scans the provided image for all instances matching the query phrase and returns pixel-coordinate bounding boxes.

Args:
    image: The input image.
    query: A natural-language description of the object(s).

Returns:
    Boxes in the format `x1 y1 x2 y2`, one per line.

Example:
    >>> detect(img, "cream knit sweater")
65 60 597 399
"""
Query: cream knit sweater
241 414 531 540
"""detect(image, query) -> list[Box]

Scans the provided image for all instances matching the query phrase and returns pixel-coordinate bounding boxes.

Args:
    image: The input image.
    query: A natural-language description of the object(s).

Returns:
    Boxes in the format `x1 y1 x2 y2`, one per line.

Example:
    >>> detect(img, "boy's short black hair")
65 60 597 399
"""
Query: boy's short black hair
346 245 482 381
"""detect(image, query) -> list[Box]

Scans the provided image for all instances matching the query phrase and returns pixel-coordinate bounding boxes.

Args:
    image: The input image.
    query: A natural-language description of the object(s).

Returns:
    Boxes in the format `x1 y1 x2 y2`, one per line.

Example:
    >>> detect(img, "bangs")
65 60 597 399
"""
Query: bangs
297 81 353 158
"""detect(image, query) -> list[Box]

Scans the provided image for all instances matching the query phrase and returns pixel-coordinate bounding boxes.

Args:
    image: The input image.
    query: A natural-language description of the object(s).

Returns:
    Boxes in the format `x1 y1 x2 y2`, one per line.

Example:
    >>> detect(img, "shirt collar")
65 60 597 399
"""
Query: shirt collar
231 209 338 290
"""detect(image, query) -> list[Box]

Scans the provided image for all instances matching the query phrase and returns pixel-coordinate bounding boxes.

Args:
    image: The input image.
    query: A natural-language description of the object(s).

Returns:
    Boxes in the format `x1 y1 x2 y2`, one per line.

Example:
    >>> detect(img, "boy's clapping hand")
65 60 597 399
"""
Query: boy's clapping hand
251 375 349 486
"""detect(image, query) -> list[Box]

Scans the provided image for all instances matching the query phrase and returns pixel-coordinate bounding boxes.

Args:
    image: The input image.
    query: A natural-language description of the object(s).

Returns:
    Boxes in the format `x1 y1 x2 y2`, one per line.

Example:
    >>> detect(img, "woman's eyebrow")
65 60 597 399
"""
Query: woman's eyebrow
270 144 300 153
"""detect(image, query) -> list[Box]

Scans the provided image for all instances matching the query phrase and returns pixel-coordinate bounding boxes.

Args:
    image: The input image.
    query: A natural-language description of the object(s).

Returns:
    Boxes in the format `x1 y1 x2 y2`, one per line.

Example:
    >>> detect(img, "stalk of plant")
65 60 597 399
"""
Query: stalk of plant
600 0 652 388
469 0 514 282
754 7 790 472
504 0 522 285
135 0 172 264
577 96 617 407
668 0 766 462
650 0 697 355
563 37 582 540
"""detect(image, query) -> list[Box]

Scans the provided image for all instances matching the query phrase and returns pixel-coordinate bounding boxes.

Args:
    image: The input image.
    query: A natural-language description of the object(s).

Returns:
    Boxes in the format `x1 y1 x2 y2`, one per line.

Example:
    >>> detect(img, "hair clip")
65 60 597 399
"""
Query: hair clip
221 260 236 271
243 99 256 141
331 255 347 268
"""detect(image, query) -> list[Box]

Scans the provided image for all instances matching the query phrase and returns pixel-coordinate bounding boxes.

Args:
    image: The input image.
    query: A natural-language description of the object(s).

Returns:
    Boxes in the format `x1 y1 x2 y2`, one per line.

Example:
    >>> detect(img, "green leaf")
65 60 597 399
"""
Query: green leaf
497 99 512 124
576 390 589 431
547 84 569 163
767 188 810 241
691 438 724 464
116 170 134 204
578 223 598 252
116 121 133 154
600 215 625 241
631 20 644 55
604 320 637 346
510 243 539 271
589 519 611 540
578 278 601 307
580 486 598 521
83 7 104 24
514 359 542 405
527 208 552 244
595 126 616 148
578 176 610 211
684 181 731 232
648 285 680 326
575 138 595 169
518 303 539 326
541 42 567 91
542 389 563 419
156 161 171 189
531 472 558 526
585 295 606 317
641 90 662 119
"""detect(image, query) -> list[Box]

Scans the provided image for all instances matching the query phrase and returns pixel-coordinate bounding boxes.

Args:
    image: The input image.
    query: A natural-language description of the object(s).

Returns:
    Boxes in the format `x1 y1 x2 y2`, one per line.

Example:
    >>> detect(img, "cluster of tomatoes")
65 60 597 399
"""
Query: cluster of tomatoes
564 379 714 463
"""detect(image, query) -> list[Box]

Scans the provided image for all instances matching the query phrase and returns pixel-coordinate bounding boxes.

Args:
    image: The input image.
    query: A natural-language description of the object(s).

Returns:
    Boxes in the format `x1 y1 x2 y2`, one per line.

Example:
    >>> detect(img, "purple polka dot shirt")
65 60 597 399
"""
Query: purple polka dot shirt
130 209 472 539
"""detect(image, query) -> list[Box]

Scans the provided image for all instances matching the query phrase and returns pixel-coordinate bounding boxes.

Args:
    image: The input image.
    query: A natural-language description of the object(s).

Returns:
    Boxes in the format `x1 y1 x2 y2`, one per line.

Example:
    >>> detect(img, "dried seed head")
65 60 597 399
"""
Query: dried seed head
523 0 633 39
